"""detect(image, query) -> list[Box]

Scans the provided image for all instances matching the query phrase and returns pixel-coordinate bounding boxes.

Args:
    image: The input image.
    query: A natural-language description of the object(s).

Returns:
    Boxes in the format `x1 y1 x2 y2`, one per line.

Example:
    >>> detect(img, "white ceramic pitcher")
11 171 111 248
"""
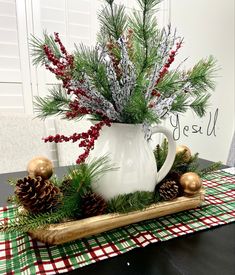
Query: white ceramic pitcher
90 123 176 200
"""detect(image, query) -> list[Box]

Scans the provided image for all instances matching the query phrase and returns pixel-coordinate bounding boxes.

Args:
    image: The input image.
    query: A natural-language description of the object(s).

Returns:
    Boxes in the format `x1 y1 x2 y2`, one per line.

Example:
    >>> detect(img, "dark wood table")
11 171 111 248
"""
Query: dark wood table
0 160 234 275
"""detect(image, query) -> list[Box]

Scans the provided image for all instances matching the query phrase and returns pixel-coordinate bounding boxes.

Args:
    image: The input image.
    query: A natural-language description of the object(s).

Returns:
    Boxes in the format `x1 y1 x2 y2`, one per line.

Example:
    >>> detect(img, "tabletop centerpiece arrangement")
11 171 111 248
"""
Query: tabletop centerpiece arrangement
31 0 217 199
0 0 219 244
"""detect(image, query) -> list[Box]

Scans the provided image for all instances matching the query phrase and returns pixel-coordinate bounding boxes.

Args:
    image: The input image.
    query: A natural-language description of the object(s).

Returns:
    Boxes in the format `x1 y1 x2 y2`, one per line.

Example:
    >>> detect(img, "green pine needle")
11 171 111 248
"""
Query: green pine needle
30 31 61 66
107 191 157 213
98 1 127 40
198 162 222 177
122 90 157 123
130 0 161 76
74 44 111 99
189 93 211 117
34 86 72 119
154 139 222 181
0 209 68 233
187 56 218 93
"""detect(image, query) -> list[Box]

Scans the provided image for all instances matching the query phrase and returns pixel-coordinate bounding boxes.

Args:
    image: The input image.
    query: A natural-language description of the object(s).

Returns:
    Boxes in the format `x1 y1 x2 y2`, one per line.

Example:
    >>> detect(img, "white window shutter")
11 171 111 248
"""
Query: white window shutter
0 0 25 112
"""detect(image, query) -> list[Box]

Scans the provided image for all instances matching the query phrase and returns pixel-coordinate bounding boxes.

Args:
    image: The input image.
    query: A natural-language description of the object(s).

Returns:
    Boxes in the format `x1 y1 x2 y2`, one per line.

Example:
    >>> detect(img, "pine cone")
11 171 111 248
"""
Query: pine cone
59 178 72 195
15 176 62 213
81 192 107 218
164 172 184 196
158 180 179 201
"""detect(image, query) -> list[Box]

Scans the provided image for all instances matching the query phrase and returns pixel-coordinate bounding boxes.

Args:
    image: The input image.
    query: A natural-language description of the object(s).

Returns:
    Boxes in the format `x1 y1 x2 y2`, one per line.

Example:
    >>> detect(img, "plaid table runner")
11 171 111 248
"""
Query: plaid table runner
0 169 235 275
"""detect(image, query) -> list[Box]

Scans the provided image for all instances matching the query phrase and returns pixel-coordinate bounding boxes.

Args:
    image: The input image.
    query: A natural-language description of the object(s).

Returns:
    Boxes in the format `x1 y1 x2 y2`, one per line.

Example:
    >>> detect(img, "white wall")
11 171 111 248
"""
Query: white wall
165 0 235 163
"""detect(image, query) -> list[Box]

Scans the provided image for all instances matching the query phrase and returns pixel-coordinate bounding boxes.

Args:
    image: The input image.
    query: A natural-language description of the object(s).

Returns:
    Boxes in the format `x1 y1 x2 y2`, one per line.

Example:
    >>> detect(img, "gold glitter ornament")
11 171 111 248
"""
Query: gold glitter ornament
176 145 192 162
27 156 54 180
179 172 202 196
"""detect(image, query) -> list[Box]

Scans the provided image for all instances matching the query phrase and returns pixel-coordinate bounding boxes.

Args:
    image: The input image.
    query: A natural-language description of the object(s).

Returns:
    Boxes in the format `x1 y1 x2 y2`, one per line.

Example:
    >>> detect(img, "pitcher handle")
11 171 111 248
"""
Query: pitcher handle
151 125 176 185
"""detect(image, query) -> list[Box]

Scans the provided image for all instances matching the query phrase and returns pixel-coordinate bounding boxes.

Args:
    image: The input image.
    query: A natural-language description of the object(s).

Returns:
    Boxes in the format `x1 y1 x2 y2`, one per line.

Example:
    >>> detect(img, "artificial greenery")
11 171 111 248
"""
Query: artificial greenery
154 139 222 178
0 148 222 233
30 31 61 66
107 191 158 214
30 0 217 124
0 157 115 233
98 0 127 41
34 86 71 119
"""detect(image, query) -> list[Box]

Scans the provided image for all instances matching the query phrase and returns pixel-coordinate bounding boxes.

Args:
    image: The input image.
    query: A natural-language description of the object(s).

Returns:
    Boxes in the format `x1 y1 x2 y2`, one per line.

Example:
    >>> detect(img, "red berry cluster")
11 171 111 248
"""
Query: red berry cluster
151 89 161 97
64 100 90 119
148 89 161 108
43 120 111 164
155 40 183 85
43 39 73 82
54 32 69 58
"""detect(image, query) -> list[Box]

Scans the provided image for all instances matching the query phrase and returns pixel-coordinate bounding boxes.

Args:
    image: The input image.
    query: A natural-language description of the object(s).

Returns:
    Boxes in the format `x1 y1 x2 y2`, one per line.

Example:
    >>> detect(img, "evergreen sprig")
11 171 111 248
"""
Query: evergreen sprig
189 94 211 117
107 191 157 213
130 0 162 76
155 139 222 179
30 31 61 66
156 56 217 117
74 44 111 99
122 89 157 123
187 56 217 94
198 162 222 177
0 209 68 233
34 86 72 119
98 0 127 40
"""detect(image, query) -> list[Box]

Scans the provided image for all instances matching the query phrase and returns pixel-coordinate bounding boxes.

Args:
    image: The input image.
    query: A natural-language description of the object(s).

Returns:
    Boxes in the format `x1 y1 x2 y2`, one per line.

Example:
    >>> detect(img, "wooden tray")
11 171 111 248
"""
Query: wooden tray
29 190 204 245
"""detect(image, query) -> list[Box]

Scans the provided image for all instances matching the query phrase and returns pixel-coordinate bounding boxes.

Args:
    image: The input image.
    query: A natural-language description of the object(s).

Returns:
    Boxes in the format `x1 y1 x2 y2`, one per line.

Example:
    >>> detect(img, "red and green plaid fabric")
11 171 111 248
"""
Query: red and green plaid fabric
0 170 235 275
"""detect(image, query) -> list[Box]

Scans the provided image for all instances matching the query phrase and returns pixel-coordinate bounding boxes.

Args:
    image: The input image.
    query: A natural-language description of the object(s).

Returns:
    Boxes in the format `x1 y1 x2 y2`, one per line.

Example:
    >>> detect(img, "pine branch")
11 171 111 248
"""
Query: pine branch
156 71 184 95
188 93 211 117
98 1 127 40
169 93 211 117
107 191 156 213
7 178 18 187
137 0 162 10
30 31 61 66
34 86 72 119
154 138 168 170
198 162 222 177
154 140 221 182
157 56 217 96
170 93 190 114
156 56 217 117
74 44 111 99
187 56 217 94
0 209 69 233
122 89 156 123
130 0 161 75
67 156 117 196
87 155 118 181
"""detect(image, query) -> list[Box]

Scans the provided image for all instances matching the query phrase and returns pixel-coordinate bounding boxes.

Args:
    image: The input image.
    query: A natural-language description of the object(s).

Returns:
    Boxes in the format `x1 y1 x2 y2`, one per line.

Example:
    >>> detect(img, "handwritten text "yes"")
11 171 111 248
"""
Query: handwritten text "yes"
169 108 219 141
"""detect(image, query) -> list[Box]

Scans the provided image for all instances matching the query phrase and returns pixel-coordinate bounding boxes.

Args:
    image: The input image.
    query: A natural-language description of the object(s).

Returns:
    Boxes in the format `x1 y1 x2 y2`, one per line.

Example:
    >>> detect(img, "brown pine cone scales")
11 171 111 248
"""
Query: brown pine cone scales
159 180 179 201
15 176 62 213
59 178 72 195
81 192 107 218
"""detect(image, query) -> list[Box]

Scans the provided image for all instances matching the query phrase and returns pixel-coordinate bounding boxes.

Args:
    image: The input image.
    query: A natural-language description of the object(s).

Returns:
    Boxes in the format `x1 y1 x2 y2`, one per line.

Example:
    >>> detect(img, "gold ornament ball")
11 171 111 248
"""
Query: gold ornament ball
27 156 54 180
179 172 202 196
176 145 192 162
